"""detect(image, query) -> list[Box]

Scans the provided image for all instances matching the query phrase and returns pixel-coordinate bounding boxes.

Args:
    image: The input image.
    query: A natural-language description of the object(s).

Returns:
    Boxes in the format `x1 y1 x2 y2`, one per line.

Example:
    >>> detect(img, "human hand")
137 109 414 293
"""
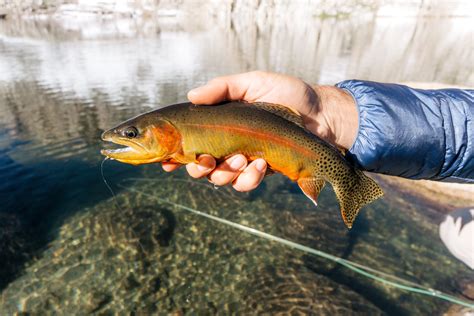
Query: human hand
162 71 358 191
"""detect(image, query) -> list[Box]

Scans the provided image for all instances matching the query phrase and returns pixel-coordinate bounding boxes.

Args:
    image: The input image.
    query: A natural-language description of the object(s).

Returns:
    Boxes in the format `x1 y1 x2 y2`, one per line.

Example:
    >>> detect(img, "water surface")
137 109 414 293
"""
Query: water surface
0 15 472 314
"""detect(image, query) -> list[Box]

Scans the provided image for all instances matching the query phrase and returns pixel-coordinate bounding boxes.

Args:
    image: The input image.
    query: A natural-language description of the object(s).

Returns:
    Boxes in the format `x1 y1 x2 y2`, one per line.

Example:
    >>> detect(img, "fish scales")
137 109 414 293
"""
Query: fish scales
101 101 383 228
162 104 322 177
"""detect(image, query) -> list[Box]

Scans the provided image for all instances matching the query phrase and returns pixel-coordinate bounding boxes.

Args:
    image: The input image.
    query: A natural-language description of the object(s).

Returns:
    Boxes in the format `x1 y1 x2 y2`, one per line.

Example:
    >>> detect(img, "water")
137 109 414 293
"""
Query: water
0 15 473 314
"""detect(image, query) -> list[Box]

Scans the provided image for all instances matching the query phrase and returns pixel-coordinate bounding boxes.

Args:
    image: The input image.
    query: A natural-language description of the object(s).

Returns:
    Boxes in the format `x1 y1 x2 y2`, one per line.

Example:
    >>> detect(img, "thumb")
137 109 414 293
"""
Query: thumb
187 79 229 104
187 72 255 105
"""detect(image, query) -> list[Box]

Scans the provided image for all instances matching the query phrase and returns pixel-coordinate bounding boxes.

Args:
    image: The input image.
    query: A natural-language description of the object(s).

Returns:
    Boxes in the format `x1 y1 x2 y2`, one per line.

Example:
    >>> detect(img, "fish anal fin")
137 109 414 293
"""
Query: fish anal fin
297 178 326 206
253 102 306 130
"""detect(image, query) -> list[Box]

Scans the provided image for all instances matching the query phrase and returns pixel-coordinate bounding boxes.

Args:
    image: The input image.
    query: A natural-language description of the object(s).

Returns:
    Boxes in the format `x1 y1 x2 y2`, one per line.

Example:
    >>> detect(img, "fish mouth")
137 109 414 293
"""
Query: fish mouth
100 132 153 164
101 144 137 156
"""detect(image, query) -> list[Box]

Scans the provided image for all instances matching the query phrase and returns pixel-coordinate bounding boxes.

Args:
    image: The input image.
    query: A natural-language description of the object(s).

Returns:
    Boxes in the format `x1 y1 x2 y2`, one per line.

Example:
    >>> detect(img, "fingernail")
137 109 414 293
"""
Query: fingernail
188 87 204 97
255 159 266 172
230 156 246 170
197 157 212 171
188 88 198 97
197 164 209 172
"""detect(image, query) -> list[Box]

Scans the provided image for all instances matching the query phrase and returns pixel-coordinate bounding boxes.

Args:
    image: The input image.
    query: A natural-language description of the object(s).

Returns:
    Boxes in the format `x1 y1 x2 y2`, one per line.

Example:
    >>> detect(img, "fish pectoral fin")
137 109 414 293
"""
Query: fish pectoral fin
170 152 196 164
297 178 326 206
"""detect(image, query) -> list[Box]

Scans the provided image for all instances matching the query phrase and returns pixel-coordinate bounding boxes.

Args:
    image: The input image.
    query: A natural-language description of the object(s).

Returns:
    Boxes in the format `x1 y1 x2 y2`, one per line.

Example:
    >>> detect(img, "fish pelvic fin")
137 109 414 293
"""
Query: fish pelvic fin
333 170 384 229
297 178 326 206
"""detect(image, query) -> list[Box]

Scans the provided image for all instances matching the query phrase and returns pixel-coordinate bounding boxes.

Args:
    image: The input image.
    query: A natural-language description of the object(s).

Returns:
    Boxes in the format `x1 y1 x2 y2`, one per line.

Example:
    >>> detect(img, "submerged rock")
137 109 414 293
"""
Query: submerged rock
242 265 383 315
0 213 32 290
0 174 471 314
0 195 175 314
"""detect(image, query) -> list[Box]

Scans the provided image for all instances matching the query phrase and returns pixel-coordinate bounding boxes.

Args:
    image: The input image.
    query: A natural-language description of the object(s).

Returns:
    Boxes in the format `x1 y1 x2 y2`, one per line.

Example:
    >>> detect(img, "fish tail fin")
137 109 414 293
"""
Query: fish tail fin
333 170 384 229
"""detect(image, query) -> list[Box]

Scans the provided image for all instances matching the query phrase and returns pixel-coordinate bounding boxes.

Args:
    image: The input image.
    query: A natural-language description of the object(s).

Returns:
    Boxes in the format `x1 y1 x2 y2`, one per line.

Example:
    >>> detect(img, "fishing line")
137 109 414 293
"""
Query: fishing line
118 180 474 309
100 157 118 202
100 157 126 213
100 158 147 253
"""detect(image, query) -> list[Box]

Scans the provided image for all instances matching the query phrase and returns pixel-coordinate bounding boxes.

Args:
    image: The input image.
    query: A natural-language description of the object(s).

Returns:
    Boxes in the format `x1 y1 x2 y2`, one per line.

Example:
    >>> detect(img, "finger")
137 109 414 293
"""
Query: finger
185 154 216 178
162 162 181 172
232 159 267 192
208 154 247 186
187 71 268 104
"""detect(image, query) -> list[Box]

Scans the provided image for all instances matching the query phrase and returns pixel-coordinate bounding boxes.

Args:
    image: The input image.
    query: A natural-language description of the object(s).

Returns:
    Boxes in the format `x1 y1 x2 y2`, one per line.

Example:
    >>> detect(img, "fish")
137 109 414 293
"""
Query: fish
101 101 383 228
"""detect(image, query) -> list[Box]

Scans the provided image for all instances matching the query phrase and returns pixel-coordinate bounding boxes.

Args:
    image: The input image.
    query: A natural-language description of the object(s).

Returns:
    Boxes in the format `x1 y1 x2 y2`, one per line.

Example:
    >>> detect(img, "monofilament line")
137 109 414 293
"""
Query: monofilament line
119 182 474 309
100 157 122 211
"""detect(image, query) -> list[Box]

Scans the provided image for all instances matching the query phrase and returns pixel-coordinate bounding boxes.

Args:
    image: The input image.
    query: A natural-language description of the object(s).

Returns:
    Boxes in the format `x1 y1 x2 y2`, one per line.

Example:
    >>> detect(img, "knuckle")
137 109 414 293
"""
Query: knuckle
208 77 223 85
251 70 268 77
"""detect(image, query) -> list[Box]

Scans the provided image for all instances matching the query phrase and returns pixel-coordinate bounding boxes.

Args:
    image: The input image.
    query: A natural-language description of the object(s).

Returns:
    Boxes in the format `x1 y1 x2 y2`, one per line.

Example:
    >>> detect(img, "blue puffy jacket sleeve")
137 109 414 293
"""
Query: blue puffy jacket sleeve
335 80 474 183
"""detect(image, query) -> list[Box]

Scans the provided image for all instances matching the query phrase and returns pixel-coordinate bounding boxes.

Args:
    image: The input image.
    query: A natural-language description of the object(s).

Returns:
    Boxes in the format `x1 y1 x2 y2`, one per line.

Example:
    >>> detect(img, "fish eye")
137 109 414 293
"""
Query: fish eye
124 126 139 138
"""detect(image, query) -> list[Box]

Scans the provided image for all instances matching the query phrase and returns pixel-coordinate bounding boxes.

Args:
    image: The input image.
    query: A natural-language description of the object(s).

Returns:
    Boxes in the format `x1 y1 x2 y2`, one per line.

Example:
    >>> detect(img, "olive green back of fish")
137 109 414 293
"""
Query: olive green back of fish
158 101 383 228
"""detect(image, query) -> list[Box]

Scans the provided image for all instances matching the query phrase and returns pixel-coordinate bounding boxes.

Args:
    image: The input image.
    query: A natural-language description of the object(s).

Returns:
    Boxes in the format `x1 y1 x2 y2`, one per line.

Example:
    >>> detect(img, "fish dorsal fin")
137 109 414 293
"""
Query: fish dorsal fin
297 178 326 206
253 102 306 129
338 147 347 156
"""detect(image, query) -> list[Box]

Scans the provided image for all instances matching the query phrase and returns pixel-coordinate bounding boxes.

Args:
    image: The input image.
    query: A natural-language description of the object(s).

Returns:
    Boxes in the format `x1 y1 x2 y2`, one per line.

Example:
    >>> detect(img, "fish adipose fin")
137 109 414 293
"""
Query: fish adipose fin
253 102 306 130
297 178 326 206
333 170 384 229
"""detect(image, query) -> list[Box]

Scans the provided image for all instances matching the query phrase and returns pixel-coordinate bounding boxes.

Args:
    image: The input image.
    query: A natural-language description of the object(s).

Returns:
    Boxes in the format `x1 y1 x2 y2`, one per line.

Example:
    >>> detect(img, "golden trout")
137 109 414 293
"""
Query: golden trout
101 101 383 228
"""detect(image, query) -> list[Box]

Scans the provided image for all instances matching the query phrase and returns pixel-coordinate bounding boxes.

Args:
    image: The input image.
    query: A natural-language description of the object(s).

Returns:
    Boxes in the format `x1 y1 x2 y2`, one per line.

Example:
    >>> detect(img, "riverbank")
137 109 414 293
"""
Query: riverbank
0 0 472 21
378 175 474 211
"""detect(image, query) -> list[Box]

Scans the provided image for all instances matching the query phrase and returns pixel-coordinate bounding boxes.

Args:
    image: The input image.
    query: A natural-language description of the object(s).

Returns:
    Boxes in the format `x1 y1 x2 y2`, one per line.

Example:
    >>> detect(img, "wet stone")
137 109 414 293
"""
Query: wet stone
457 276 474 300
104 247 120 259
24 295 44 311
20 281 41 295
121 274 140 291
84 290 111 313
61 264 90 283
0 177 470 314
147 276 162 292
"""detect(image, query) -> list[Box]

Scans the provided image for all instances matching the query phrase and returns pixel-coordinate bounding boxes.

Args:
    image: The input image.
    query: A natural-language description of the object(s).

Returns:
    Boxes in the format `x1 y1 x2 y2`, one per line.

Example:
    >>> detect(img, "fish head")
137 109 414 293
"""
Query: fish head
101 113 181 165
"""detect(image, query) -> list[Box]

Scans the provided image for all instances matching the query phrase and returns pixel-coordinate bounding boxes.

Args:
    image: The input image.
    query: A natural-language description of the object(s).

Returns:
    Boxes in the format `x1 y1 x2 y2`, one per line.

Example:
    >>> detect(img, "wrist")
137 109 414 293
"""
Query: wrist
307 85 358 150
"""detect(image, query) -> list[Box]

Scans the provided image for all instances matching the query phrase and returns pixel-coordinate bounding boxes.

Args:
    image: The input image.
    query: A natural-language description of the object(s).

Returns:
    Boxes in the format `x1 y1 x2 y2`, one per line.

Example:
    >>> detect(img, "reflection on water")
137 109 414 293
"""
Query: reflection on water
0 14 473 314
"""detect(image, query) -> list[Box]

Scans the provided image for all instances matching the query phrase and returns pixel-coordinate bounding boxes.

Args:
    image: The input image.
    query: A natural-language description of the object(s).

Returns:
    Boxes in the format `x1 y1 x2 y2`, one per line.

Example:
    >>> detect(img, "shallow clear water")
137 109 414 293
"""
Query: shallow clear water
0 15 472 314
